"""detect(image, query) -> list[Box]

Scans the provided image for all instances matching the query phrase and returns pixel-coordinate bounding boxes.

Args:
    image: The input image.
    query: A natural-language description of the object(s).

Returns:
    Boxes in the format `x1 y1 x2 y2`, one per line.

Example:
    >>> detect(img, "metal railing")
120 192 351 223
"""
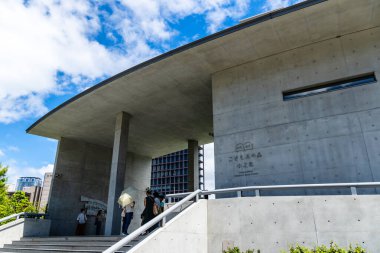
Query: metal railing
167 182 380 199
0 212 25 224
0 212 48 224
103 189 201 253
104 182 380 253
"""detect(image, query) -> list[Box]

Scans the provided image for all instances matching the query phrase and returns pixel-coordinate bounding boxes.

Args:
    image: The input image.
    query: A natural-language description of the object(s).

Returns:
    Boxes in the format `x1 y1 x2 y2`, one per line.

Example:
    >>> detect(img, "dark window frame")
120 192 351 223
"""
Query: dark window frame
283 73 377 101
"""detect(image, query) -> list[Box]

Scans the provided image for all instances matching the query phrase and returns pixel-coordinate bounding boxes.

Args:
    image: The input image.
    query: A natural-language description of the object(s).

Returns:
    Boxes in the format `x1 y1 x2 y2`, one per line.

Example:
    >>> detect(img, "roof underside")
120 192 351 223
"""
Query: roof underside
27 0 380 158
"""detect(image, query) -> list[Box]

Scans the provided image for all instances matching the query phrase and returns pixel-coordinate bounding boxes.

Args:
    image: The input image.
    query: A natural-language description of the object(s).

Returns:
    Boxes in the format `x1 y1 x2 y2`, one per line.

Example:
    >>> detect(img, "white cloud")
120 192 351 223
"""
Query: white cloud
0 0 153 123
264 0 290 10
118 0 250 36
0 149 5 157
263 0 305 11
0 0 254 124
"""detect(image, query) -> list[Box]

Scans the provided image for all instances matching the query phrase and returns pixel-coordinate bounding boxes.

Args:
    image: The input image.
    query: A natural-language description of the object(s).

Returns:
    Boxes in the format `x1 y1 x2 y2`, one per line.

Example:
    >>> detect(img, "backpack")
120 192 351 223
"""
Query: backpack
153 202 160 216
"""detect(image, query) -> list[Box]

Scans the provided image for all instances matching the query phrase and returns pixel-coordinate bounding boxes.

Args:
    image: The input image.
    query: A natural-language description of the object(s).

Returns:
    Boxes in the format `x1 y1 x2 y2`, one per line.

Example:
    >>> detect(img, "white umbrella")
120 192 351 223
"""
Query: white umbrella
117 186 138 207
118 192 133 207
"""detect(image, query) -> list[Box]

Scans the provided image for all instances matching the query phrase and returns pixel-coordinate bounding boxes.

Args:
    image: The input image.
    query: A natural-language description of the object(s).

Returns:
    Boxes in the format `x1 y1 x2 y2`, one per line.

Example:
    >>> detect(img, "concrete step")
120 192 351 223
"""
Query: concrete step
1 234 148 253
0 247 125 253
12 240 136 246
19 236 123 242
2 244 132 251
0 234 150 252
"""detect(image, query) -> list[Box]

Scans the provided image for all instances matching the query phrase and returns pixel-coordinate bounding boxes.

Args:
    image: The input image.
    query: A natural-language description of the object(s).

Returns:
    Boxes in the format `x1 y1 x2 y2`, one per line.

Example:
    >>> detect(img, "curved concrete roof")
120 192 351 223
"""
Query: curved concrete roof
27 0 380 157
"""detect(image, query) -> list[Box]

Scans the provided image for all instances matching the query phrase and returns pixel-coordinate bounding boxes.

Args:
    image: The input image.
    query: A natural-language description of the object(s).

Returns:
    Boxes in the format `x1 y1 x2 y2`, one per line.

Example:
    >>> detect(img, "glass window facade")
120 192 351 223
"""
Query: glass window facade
16 177 43 191
150 147 204 195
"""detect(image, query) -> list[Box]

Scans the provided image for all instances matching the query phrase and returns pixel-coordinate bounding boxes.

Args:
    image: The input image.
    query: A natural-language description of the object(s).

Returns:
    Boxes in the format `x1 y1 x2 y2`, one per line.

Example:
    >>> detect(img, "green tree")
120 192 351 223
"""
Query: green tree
0 164 13 219
0 164 37 221
8 191 38 213
0 163 8 194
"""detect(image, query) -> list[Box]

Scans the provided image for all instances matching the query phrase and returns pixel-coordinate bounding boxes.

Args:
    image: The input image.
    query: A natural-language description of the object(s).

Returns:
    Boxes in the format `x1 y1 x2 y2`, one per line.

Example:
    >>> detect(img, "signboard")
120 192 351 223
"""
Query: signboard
80 196 107 216
228 142 263 177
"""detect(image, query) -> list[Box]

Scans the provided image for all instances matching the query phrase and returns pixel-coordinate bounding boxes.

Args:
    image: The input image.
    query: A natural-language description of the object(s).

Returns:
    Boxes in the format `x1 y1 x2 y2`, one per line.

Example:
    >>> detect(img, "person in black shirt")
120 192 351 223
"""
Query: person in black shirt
141 188 155 233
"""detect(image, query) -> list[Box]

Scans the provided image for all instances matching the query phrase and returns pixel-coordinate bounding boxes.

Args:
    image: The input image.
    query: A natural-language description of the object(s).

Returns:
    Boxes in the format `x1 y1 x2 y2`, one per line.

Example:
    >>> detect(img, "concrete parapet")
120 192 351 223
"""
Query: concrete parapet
0 218 51 247
129 200 208 253
125 195 380 253
207 195 380 253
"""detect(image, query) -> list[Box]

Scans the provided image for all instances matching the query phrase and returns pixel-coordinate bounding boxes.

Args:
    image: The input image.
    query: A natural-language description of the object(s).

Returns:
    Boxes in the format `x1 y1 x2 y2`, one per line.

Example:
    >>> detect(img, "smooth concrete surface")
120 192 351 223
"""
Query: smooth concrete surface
105 112 130 235
129 200 208 253
207 196 380 253
48 137 113 236
124 195 380 253
28 0 379 159
0 219 51 247
213 25 380 193
123 152 152 234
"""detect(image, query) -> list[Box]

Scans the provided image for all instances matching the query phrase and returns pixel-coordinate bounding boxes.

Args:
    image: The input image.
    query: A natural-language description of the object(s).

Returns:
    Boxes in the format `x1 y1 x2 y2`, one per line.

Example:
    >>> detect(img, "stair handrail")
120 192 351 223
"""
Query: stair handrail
103 189 202 253
0 212 48 224
0 212 25 224
166 181 380 199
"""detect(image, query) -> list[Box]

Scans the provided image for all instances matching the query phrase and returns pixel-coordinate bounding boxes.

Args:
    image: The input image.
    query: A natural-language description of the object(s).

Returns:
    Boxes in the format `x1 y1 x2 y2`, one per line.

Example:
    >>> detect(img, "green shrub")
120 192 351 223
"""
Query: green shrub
223 247 258 253
282 242 367 253
223 242 366 253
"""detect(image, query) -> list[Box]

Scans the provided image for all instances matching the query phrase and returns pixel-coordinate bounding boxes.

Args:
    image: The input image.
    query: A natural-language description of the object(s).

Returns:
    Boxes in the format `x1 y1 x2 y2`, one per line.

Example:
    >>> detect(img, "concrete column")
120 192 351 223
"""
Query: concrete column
105 112 131 235
188 140 199 192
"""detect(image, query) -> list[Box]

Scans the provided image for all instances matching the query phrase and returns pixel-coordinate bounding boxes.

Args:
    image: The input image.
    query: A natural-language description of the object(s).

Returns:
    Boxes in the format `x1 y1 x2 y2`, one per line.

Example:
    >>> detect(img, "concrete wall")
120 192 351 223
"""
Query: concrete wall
0 218 51 247
129 200 208 253
49 137 113 236
207 195 380 253
212 26 380 193
124 152 152 233
125 195 380 253
48 137 152 236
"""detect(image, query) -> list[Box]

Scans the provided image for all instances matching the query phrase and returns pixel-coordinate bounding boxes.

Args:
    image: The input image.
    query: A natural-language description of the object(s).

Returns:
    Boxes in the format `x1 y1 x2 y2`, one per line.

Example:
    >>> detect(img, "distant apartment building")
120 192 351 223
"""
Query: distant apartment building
150 147 204 195
39 172 53 211
16 177 42 191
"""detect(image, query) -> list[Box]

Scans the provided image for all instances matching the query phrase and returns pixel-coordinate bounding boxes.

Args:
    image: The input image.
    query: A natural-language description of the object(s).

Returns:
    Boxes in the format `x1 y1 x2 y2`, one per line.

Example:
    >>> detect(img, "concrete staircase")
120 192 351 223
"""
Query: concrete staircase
0 236 146 253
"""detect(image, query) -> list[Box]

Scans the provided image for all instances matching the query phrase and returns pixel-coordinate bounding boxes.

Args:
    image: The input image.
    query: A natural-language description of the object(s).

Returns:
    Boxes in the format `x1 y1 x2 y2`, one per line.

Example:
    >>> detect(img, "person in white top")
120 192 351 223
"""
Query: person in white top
121 201 135 235
75 208 87 235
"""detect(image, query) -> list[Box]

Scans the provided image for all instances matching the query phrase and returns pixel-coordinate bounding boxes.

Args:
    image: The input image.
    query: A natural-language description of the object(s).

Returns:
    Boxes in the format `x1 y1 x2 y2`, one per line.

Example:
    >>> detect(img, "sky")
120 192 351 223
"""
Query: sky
0 0 303 189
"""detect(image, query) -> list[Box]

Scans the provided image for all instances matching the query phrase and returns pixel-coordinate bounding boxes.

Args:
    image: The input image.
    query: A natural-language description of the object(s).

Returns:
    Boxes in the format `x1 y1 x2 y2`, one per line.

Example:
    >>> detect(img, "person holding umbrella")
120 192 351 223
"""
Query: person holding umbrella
121 201 135 235
118 191 135 235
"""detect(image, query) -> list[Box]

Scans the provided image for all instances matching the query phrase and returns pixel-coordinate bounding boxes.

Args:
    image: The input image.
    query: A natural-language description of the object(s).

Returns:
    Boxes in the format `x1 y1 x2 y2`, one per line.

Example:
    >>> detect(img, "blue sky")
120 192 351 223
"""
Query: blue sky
0 0 302 187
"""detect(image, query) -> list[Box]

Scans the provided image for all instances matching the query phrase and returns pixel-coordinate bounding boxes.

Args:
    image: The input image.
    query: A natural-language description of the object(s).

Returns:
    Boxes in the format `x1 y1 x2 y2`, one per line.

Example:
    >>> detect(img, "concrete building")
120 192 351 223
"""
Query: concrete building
16 177 42 191
26 0 380 239
22 186 42 209
39 172 53 212
151 147 205 196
